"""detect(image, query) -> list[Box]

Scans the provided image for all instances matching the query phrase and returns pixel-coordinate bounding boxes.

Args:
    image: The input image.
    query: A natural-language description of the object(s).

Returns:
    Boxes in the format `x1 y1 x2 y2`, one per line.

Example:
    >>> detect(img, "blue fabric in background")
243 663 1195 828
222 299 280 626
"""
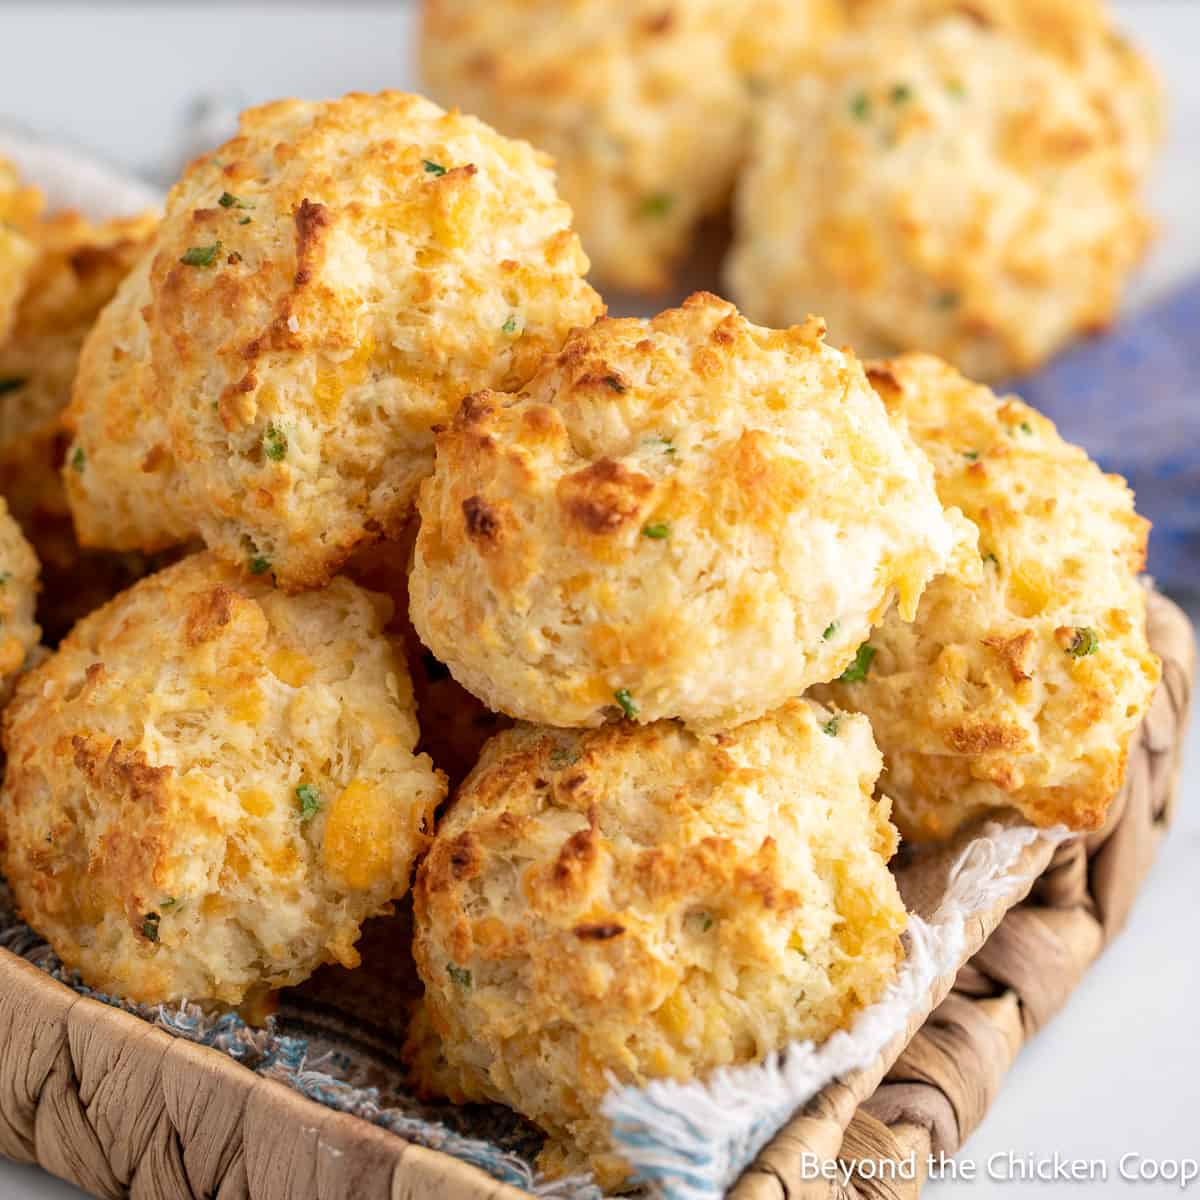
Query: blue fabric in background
1011 277 1200 592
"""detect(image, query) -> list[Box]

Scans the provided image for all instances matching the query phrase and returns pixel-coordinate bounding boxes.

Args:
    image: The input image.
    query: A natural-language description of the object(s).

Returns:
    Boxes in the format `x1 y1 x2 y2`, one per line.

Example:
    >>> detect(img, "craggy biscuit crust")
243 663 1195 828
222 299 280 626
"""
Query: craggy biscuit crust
816 354 1160 840
0 498 40 706
411 292 961 731
0 552 445 1009
410 704 905 1186
420 0 842 292
727 14 1156 380
844 0 1163 173
63 92 602 589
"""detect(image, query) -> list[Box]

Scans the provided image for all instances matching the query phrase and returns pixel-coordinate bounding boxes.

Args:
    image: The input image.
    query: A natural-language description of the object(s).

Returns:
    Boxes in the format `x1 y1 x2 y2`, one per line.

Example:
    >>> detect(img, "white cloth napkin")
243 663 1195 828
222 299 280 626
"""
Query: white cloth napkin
0 123 162 217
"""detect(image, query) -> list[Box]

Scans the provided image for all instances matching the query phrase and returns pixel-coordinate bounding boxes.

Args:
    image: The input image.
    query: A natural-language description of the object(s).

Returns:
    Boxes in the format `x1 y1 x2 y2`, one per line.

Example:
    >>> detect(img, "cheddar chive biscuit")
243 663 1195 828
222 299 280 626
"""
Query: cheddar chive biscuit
816 354 1160 840
64 91 602 590
727 12 1158 380
410 705 905 1187
0 552 445 1010
411 293 963 731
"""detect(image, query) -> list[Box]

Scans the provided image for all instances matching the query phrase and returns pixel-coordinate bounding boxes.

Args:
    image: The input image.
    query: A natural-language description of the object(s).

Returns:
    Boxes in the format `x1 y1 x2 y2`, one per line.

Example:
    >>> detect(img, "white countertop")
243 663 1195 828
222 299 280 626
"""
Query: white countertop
1 3 1197 1197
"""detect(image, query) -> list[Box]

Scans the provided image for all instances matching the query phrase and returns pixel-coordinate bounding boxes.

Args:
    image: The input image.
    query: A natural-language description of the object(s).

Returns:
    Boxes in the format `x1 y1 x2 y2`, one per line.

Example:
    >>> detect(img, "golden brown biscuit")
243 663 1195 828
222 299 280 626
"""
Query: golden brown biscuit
410 705 905 1187
411 293 964 731
0 497 40 706
727 13 1156 380
0 552 445 1010
63 92 603 590
420 0 842 292
0 209 158 639
815 354 1160 840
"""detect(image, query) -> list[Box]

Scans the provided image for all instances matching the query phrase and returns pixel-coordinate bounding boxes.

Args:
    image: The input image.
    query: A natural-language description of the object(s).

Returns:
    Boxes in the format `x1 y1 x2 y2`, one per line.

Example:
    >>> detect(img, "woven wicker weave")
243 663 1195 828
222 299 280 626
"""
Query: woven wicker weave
0 590 1191 1200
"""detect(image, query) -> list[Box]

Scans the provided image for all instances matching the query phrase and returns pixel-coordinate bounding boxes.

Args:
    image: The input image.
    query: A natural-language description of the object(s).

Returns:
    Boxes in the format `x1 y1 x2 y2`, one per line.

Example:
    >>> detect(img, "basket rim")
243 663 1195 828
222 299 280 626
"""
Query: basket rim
0 947 532 1199
0 590 1189 1200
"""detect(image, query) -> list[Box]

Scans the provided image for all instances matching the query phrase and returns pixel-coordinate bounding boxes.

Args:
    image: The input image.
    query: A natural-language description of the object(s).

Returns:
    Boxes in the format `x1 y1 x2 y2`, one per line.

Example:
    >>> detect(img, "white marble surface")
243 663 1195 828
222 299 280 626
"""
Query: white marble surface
0 3 1198 1197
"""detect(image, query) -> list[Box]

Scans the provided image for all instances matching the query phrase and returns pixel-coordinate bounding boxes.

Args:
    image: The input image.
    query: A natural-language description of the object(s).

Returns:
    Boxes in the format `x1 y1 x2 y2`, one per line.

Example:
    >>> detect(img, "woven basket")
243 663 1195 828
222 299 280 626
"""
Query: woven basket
0 590 1191 1200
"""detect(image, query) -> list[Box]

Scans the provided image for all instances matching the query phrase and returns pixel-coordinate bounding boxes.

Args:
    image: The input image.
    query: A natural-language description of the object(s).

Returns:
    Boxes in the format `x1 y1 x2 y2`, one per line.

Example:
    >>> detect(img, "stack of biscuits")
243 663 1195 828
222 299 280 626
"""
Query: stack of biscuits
423 0 1162 380
0 66 1160 1190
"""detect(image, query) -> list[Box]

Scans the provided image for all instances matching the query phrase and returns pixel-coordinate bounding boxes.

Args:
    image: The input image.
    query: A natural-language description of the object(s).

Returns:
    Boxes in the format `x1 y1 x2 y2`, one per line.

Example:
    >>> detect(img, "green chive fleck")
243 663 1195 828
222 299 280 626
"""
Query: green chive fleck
142 912 160 943
963 450 979 462
822 621 838 641
838 643 876 683
423 160 448 176
850 92 871 120
501 314 521 335
1019 421 1033 435
70 447 85 473
0 572 11 586
447 963 472 988
821 716 841 737
159 897 178 910
0 376 27 395
614 688 639 720
263 423 288 461
891 83 913 104
249 555 271 576
296 783 322 820
699 913 714 932
1067 627 1099 658
549 746 580 770
238 215 252 225
642 522 670 540
218 191 253 209
935 290 960 310
180 241 221 268
946 79 967 100
639 192 675 219
603 374 627 394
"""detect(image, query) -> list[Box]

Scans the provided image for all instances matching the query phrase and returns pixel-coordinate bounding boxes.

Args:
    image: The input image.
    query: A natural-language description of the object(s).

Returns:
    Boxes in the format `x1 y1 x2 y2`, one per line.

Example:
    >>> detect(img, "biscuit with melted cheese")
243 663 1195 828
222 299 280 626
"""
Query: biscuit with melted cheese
63 92 602 589
410 292 962 731
409 704 905 1187
0 552 445 1010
